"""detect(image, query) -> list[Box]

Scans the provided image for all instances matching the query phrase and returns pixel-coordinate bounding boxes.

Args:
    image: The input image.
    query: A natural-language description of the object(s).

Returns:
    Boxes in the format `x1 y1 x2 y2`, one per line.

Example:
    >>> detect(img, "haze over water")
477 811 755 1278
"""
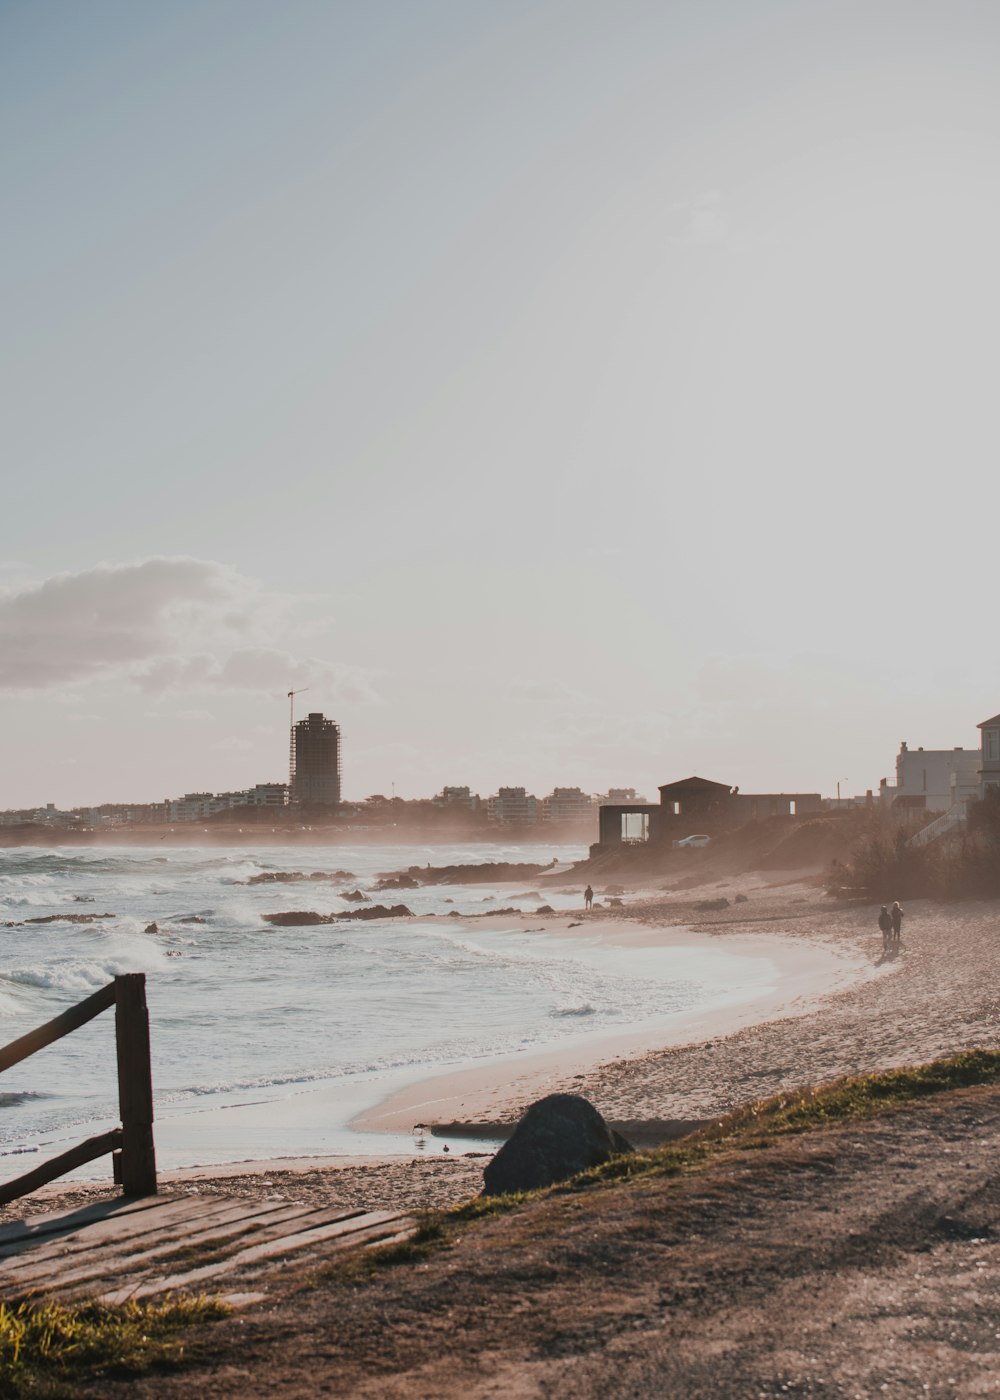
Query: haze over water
0 842 787 1170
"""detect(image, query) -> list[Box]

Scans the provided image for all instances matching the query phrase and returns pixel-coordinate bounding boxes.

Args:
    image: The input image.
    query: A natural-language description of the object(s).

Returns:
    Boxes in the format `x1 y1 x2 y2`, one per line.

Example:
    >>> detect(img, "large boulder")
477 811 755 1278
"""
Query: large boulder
482 1093 634 1196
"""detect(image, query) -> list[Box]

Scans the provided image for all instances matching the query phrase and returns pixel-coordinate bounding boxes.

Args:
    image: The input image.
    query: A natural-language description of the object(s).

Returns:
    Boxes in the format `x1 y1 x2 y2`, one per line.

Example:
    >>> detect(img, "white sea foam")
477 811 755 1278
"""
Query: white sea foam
0 840 793 1168
3 961 129 994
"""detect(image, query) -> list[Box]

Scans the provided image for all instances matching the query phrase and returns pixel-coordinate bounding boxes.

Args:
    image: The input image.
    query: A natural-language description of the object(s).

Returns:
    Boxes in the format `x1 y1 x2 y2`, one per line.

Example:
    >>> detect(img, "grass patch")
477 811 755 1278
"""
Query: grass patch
575 1047 1000 1188
0 1294 229 1397
321 1049 1000 1288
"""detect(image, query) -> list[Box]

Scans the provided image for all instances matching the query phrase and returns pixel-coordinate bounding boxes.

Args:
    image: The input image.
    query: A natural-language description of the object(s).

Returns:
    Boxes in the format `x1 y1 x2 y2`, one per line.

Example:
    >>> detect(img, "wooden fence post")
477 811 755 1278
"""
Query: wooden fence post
115 973 157 1197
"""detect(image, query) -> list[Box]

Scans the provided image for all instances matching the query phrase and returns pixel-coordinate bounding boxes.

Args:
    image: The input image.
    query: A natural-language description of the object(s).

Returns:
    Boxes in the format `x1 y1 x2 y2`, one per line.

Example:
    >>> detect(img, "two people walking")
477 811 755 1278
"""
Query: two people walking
878 901 903 953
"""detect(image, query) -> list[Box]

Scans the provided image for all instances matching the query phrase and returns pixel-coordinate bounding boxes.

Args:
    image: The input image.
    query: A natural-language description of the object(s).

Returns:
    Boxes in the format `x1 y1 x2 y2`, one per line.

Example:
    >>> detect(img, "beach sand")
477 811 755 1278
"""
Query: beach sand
6 878 999 1224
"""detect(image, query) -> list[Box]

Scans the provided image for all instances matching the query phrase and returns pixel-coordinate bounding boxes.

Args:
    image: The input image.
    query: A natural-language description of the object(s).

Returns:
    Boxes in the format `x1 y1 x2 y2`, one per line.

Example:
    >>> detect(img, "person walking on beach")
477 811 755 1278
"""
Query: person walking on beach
878 905 892 953
584 884 594 911
891 901 903 946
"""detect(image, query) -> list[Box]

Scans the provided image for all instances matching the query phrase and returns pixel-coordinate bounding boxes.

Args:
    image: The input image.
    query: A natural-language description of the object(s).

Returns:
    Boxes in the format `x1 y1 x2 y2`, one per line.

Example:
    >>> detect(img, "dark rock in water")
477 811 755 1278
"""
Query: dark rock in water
535 904 555 915
340 903 412 921
482 1093 634 1196
378 862 548 887
179 915 208 924
262 903 412 927
263 910 328 926
372 874 420 891
144 922 159 934
22 912 115 925
340 889 369 903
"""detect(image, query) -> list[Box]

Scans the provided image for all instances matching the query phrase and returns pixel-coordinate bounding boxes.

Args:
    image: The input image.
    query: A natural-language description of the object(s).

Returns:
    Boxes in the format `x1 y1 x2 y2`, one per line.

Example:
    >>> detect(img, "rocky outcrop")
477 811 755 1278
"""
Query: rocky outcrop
340 889 370 903
18 912 116 925
246 869 356 885
372 874 421 891
482 1094 634 1196
262 904 412 926
377 862 551 887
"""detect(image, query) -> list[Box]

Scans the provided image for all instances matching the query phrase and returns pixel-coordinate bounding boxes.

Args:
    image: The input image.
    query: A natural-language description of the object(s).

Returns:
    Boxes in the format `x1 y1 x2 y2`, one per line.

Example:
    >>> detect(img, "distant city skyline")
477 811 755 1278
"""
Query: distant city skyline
3 3 999 808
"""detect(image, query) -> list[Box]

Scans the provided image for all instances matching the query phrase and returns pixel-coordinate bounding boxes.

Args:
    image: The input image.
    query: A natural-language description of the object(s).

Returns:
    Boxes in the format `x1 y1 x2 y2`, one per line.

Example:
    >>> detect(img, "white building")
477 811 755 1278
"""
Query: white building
246 784 288 807
541 788 595 824
433 786 481 811
487 787 538 824
879 741 981 813
602 788 648 804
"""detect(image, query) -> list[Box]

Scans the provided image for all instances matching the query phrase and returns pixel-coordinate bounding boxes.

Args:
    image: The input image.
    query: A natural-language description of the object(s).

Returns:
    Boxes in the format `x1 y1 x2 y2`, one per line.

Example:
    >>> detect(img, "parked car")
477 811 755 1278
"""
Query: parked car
674 834 711 849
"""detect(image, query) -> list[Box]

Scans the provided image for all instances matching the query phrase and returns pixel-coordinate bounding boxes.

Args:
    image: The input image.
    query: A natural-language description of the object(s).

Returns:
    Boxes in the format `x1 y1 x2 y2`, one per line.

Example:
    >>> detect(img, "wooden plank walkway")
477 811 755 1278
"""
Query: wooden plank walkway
0 1194 415 1307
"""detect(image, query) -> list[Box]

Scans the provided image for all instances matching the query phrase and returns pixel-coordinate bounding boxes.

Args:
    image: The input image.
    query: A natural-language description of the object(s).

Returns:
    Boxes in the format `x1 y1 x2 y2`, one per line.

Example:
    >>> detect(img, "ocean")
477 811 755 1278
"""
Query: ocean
0 843 783 1173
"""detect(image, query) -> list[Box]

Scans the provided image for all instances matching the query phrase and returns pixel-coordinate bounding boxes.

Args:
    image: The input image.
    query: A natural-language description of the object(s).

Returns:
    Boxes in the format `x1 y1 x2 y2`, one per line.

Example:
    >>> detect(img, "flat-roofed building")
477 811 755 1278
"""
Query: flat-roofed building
487 787 538 824
879 741 981 813
541 788 595 824
433 786 481 810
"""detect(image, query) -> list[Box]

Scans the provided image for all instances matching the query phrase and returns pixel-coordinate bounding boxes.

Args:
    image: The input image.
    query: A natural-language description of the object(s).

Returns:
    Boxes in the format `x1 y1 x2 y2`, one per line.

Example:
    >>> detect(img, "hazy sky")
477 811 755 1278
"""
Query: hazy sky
3 0 998 807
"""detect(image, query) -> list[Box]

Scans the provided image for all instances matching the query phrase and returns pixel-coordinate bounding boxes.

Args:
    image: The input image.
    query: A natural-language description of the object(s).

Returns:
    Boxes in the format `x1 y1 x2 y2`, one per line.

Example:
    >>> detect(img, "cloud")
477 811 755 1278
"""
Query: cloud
0 557 378 703
670 190 729 247
506 680 592 707
0 557 252 688
134 648 379 703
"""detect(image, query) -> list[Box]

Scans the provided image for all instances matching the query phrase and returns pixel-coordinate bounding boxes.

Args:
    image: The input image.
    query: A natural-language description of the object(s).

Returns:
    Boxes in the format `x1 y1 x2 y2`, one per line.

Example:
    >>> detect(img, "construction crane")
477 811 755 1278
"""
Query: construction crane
287 688 308 792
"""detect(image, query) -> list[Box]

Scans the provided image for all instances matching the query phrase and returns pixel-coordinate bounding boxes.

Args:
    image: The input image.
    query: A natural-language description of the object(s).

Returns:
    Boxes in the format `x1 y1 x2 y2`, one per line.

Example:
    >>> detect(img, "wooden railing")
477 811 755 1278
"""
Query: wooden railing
0 973 157 1207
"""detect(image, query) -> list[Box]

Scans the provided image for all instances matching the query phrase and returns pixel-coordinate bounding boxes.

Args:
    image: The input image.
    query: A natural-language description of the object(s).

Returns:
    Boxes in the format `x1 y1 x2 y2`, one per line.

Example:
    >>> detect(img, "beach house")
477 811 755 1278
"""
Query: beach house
596 776 822 850
978 712 1000 796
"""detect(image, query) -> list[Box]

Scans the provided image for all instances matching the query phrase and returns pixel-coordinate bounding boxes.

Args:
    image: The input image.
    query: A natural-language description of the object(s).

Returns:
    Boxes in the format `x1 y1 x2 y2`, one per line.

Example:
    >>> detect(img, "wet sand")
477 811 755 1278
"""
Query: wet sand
355 902 876 1133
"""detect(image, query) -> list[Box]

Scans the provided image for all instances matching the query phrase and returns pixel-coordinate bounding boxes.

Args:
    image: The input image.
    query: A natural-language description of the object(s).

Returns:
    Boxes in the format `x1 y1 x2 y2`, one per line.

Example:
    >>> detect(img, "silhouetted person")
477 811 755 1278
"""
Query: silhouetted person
584 885 594 911
878 905 892 953
891 902 903 945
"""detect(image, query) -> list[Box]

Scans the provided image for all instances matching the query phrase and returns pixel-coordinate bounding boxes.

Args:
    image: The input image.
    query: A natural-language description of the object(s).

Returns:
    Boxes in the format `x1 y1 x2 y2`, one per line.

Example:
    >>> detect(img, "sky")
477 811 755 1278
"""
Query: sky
2 0 999 807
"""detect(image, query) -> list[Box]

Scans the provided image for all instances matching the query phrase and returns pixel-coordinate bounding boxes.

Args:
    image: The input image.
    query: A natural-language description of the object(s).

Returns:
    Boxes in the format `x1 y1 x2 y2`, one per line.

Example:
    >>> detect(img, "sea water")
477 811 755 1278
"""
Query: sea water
0 843 782 1171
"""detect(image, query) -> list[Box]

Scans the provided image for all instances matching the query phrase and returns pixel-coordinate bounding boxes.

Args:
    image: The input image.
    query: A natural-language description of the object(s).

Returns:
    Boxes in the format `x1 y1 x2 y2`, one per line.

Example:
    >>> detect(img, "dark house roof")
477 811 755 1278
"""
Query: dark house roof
978 714 1000 729
657 776 733 798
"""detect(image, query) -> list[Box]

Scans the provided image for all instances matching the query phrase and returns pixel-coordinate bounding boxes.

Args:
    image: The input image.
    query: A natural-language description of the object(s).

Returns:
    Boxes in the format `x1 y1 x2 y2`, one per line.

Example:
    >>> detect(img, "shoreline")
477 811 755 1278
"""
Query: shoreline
352 909 878 1134
8 883 1000 1224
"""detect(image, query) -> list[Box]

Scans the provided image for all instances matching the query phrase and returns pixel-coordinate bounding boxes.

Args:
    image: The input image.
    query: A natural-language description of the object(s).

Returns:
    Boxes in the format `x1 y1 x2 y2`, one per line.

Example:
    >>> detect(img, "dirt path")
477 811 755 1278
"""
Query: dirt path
79 1081 1000 1399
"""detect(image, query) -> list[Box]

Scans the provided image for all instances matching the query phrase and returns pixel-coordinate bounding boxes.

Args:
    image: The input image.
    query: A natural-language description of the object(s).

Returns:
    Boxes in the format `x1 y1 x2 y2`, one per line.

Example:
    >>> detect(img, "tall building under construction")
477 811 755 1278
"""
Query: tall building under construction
291 712 342 806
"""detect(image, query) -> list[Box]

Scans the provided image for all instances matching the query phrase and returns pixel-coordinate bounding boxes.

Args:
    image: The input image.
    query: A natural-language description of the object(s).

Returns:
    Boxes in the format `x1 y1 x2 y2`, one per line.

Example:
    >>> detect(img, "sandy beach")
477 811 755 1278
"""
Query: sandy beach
8 875 999 1228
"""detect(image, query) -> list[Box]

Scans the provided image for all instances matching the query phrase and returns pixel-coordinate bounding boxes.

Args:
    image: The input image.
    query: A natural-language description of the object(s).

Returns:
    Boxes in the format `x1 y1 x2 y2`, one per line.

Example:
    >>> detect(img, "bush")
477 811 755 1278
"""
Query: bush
835 804 1000 901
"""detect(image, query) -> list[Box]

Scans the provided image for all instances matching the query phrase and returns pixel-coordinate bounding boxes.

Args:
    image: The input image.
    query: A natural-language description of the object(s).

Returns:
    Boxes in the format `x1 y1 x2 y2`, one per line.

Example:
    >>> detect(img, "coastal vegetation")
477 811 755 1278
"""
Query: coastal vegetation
830 793 1000 900
337 1048 1000 1278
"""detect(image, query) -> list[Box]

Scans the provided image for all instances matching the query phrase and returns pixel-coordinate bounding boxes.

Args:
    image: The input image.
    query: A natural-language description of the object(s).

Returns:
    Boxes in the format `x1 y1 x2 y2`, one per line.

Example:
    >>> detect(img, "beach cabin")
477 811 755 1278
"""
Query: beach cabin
594 775 822 851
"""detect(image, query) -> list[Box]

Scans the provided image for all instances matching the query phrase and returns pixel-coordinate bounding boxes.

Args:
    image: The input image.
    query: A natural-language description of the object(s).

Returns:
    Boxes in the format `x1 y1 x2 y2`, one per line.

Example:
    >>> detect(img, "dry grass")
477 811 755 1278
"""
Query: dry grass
0 1295 228 1397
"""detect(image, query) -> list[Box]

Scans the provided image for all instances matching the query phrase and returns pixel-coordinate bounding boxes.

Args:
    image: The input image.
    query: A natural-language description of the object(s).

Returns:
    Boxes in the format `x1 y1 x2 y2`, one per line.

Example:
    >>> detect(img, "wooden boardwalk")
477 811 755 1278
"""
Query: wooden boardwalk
0 1194 415 1307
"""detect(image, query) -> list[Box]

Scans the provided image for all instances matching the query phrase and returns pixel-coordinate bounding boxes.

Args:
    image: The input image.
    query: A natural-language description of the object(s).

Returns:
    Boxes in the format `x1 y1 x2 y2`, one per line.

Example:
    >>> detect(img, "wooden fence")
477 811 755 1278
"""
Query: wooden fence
0 973 157 1207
